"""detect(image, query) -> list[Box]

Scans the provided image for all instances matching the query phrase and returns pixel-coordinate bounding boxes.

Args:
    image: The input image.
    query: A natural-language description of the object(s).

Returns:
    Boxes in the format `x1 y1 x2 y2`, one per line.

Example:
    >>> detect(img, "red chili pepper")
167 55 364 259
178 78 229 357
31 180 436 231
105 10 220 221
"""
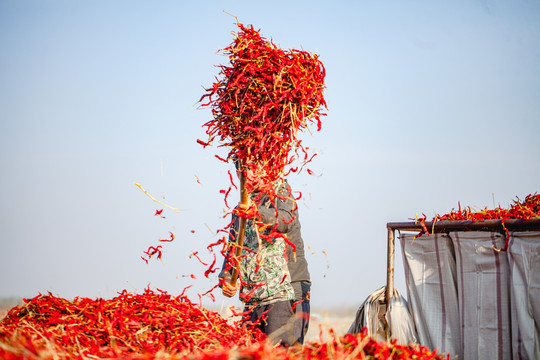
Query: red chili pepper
282 215 295 225
214 154 228 163
190 251 208 266
159 232 175 242
197 138 210 147
228 169 238 190
204 254 218 278
291 299 304 311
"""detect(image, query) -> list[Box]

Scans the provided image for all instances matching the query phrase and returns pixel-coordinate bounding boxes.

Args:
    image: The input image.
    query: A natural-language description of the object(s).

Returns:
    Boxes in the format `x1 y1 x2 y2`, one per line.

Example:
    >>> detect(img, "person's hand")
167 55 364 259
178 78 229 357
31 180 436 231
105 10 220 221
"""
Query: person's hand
222 281 238 298
238 200 250 212
236 198 254 216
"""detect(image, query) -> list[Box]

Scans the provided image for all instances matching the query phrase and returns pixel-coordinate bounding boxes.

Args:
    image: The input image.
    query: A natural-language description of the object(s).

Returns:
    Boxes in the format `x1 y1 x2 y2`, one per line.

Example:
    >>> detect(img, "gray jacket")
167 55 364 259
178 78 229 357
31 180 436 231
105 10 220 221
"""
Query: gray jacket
219 180 310 301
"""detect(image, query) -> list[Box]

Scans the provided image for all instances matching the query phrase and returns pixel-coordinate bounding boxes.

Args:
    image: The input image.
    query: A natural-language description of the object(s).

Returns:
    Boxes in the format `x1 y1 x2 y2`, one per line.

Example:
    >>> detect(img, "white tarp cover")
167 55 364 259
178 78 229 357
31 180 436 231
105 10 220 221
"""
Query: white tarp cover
347 286 418 345
400 233 461 358
400 230 540 360
507 232 540 359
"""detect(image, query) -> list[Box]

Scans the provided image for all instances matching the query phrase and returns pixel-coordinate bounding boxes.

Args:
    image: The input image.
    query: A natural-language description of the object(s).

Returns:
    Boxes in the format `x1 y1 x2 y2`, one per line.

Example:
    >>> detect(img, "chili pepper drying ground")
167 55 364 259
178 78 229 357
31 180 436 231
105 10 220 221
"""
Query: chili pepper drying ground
0 290 447 359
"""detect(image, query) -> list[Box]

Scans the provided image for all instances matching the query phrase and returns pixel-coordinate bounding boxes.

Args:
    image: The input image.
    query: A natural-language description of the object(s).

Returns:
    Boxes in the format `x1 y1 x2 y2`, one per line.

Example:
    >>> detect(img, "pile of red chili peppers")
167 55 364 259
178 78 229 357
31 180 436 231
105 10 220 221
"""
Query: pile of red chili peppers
0 288 264 359
413 193 540 249
0 289 447 359
198 22 327 193
433 193 540 222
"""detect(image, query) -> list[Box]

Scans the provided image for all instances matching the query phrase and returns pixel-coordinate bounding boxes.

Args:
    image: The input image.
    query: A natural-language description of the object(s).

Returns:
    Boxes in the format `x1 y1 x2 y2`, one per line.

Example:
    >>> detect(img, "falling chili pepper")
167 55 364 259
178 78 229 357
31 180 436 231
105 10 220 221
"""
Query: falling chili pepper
291 299 304 311
204 254 218 278
190 251 209 266
143 245 163 261
159 232 175 242
197 138 211 147
228 169 238 190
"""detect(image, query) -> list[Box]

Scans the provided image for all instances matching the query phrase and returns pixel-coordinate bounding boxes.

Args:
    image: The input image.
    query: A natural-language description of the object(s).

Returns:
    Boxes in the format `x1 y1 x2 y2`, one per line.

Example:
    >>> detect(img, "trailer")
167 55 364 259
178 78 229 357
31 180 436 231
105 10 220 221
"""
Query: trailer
384 218 540 359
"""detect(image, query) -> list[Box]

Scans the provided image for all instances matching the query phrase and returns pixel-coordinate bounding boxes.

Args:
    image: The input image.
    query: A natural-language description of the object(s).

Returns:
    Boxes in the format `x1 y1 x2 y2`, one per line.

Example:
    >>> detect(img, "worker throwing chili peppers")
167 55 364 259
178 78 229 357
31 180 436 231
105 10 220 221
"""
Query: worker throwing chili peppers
200 22 324 346
219 159 311 347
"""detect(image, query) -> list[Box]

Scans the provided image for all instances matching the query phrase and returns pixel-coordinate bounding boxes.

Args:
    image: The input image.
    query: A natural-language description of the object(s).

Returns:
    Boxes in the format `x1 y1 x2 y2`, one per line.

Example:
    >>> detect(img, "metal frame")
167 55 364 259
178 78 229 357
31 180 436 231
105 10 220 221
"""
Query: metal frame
384 218 540 314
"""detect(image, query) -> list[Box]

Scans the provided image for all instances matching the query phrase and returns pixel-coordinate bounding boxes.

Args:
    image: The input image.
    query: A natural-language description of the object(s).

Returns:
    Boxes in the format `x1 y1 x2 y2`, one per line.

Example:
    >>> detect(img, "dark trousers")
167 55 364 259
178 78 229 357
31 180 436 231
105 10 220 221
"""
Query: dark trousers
244 300 296 346
296 281 311 344
296 297 310 344
244 282 311 346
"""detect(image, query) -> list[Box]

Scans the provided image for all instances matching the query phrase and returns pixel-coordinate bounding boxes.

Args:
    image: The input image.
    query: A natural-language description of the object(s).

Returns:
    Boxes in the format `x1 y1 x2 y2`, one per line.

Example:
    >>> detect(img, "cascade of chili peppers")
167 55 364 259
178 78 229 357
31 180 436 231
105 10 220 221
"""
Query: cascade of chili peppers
179 331 447 360
198 21 326 194
0 291 448 359
412 193 540 250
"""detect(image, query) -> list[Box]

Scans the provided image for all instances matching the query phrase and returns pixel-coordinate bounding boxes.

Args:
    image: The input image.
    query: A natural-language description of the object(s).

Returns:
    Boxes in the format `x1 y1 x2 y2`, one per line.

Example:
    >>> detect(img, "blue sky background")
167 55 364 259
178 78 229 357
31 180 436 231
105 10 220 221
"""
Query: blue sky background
1 0 539 310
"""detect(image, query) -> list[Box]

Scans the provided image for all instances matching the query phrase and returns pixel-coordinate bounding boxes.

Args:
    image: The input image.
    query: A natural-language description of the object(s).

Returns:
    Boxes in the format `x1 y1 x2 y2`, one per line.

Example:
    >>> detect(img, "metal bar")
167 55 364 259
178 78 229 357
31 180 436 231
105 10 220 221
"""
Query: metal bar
385 227 395 341
386 227 395 304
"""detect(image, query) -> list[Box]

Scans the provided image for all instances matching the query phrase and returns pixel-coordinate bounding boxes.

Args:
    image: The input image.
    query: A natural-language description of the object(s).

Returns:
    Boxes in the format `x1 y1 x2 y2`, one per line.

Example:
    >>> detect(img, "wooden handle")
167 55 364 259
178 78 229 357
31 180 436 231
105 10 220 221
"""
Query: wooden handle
229 172 248 287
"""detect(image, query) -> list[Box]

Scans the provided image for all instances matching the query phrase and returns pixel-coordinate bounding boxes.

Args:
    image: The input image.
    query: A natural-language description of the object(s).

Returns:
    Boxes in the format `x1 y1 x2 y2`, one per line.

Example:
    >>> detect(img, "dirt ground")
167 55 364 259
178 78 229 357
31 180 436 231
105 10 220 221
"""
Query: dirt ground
305 309 356 342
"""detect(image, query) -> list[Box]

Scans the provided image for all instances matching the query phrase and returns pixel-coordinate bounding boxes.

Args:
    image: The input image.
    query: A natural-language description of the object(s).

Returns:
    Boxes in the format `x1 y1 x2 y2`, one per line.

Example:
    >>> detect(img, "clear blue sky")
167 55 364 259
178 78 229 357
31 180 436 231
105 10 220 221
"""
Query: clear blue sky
1 0 539 310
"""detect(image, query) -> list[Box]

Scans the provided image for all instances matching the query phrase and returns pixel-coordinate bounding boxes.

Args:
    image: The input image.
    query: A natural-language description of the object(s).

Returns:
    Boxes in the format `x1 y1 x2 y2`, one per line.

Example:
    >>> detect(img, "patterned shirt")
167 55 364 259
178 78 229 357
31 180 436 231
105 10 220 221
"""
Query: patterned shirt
238 217 295 305
220 180 296 306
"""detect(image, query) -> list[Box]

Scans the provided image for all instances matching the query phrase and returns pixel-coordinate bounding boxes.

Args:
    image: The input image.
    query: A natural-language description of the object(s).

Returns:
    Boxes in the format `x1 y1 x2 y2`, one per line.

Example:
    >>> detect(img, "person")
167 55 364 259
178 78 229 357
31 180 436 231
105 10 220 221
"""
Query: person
219 161 311 346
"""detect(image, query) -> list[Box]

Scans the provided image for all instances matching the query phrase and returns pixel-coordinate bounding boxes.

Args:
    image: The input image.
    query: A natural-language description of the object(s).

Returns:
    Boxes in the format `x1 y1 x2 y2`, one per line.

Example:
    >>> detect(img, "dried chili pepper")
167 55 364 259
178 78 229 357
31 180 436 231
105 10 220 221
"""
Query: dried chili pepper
159 232 175 242
412 193 540 246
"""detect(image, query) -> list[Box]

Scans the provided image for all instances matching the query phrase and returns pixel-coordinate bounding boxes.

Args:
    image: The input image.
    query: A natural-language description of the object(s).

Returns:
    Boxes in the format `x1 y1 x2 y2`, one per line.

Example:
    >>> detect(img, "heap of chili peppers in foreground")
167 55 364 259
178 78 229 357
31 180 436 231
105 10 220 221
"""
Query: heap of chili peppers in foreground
0 289 447 359
0 288 264 359
199 22 326 193
178 332 447 360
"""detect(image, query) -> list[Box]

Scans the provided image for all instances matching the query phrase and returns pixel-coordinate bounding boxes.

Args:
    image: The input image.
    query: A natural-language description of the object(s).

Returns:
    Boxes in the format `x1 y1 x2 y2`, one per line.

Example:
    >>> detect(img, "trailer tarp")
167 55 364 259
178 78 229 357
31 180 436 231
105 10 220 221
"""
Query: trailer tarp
400 231 540 359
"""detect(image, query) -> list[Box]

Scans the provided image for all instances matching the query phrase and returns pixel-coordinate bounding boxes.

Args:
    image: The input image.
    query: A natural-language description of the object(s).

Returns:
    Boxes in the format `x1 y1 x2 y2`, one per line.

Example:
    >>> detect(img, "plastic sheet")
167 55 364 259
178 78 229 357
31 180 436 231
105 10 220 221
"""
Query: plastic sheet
452 231 511 360
400 230 540 360
347 286 417 345
400 233 461 358
508 231 540 359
